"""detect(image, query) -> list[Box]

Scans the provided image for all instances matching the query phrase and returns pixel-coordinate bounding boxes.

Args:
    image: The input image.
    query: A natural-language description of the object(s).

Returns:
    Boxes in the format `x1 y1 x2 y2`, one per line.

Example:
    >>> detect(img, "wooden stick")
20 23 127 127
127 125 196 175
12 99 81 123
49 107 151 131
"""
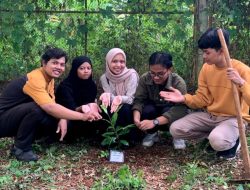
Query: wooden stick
217 28 250 178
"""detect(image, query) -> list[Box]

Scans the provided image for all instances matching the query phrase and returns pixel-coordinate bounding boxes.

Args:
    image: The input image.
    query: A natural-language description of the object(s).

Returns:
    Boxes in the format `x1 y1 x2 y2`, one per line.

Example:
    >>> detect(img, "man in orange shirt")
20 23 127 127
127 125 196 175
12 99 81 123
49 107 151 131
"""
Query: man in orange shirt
160 28 250 160
0 47 101 161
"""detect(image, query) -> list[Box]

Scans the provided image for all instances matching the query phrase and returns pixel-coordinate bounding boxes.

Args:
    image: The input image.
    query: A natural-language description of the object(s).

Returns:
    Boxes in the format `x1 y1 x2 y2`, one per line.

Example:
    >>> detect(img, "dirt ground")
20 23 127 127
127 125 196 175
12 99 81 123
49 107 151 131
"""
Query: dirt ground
0 130 249 189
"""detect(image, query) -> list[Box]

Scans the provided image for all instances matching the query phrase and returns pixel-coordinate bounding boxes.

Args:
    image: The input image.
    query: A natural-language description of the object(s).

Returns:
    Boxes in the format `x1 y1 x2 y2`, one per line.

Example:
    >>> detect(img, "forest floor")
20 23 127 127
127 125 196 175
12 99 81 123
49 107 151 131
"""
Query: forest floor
0 128 250 190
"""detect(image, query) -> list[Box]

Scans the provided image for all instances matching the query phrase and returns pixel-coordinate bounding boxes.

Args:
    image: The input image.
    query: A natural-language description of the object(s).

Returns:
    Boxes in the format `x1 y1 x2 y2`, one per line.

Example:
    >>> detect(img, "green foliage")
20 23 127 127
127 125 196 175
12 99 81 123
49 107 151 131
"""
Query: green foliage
0 0 195 81
0 138 91 189
100 105 135 150
0 0 249 83
99 150 109 158
207 0 250 64
91 165 146 190
181 162 207 189
0 175 12 187
205 175 228 187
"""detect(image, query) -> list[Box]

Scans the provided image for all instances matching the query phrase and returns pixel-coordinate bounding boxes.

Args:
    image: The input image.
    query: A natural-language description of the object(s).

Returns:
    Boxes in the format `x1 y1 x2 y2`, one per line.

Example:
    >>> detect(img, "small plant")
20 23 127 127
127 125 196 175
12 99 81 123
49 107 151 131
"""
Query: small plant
99 150 109 158
180 161 207 189
0 175 12 187
100 105 135 150
91 165 146 190
205 175 228 187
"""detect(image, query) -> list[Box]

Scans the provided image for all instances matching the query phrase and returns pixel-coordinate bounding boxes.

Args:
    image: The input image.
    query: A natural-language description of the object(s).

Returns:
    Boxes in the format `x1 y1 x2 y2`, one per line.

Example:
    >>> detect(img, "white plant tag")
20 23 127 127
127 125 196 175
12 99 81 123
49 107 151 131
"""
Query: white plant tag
109 150 124 163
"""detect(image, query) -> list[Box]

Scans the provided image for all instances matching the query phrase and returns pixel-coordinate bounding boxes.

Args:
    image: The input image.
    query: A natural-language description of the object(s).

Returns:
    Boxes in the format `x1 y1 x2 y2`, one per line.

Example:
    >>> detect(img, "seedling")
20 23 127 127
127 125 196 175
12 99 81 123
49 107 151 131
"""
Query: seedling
100 105 135 150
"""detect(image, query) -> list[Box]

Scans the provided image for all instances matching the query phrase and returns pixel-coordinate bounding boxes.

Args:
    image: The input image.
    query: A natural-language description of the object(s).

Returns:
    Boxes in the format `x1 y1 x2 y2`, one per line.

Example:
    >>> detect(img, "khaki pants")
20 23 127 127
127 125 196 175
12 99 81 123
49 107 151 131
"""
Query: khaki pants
170 111 245 151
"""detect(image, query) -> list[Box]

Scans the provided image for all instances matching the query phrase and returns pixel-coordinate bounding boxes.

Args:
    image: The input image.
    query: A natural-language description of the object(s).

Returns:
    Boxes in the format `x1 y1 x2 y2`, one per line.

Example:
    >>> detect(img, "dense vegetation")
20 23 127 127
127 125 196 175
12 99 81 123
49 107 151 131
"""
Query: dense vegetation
0 0 249 84
0 1 250 189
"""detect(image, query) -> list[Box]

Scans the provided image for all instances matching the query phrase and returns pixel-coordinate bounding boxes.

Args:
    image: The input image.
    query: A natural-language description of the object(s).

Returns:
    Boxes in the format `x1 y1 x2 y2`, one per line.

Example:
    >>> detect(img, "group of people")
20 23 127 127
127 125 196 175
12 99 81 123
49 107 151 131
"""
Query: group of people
0 27 249 162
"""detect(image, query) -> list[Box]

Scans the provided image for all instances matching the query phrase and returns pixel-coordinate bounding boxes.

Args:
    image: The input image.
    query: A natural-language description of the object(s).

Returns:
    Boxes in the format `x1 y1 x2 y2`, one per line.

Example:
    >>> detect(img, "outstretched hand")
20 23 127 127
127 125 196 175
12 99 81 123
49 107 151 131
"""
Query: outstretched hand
99 92 111 108
83 111 102 122
111 95 122 113
159 87 185 103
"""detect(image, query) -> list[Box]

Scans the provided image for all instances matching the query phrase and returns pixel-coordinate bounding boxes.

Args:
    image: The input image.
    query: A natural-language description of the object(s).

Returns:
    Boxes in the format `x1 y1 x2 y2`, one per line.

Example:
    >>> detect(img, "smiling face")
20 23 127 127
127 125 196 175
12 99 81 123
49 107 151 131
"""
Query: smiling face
108 53 126 75
42 57 66 79
149 64 170 85
77 62 92 80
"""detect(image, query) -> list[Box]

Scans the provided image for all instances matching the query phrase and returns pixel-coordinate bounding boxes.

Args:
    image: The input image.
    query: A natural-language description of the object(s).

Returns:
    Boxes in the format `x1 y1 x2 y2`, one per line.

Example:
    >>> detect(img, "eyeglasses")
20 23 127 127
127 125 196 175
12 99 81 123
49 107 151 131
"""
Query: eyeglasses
149 70 167 78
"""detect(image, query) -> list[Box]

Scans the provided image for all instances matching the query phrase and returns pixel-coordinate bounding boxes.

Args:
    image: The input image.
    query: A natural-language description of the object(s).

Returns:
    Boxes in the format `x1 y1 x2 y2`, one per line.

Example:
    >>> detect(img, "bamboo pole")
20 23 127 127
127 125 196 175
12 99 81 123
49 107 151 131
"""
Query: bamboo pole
217 28 250 178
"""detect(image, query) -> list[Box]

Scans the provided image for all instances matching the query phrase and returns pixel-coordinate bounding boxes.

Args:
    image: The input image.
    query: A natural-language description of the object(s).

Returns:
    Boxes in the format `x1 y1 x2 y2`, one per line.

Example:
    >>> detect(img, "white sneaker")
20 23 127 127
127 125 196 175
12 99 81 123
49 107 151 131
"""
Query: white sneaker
142 132 160 147
173 139 186 149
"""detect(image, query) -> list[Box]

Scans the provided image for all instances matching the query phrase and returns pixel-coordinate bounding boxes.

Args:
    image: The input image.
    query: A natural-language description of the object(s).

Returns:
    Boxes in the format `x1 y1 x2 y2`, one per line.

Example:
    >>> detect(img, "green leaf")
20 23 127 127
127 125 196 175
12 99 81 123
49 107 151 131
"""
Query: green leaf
102 131 115 138
100 105 108 115
101 137 112 146
111 112 118 126
124 124 136 129
101 118 111 125
117 128 130 136
120 140 129 146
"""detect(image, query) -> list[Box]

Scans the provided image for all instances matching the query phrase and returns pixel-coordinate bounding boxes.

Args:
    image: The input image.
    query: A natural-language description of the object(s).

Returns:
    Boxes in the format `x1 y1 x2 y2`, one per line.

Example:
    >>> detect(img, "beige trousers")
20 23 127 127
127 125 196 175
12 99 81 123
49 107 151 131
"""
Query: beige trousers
170 111 245 151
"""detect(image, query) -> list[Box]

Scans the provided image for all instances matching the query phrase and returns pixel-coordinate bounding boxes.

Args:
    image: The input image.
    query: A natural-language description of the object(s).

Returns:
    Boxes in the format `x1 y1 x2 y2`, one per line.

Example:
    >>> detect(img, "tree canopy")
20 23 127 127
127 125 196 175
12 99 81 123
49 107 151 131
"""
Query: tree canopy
0 0 249 84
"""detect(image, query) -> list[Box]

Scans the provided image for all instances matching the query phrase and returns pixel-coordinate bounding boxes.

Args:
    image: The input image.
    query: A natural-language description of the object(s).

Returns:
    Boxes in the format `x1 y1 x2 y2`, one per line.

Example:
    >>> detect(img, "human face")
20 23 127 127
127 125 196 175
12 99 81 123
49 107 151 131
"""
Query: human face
202 48 225 67
77 62 92 80
149 64 170 85
109 53 126 75
43 57 66 79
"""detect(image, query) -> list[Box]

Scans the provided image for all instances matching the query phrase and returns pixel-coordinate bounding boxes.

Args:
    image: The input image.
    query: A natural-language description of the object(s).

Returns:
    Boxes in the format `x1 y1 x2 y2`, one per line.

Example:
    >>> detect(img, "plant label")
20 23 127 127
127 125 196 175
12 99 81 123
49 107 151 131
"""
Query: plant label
109 150 124 163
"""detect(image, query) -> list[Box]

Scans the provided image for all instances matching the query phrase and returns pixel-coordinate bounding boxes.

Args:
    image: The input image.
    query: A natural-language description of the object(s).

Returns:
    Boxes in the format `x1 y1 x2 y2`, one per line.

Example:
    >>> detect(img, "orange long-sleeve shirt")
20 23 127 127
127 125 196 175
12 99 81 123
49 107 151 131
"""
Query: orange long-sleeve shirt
184 59 250 122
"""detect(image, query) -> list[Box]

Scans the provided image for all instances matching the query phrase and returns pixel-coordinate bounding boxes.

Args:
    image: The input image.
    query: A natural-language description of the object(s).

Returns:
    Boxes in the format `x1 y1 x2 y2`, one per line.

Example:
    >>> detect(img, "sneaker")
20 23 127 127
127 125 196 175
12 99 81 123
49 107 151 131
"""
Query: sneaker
173 139 186 149
142 132 160 147
216 138 241 160
10 146 38 162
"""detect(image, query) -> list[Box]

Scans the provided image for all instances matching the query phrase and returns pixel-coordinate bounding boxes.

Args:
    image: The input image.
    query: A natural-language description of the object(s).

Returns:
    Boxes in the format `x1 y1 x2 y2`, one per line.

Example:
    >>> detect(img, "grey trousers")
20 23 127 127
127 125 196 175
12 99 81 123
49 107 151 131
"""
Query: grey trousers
169 111 245 151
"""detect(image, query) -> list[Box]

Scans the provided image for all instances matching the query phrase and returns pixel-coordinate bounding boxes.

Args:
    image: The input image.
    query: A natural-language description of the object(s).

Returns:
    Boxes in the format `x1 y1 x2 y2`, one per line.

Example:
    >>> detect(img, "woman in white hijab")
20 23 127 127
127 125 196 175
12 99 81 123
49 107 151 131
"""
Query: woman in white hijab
99 48 140 144
100 48 139 112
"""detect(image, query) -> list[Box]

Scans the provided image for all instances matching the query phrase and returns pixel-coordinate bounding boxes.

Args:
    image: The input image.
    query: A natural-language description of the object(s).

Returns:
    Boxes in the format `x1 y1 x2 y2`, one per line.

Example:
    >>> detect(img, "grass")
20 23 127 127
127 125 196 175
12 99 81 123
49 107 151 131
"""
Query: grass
0 135 250 189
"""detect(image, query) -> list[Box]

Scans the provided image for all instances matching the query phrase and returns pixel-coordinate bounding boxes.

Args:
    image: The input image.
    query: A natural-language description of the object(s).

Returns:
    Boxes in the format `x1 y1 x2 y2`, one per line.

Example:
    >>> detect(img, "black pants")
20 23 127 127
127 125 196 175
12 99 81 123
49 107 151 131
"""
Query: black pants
141 103 171 134
0 102 57 151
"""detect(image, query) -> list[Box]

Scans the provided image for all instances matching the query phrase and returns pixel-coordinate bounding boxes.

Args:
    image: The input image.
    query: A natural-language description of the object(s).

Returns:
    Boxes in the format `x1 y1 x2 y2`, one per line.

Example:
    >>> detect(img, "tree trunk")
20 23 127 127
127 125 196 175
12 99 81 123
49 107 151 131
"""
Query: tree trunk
192 0 208 86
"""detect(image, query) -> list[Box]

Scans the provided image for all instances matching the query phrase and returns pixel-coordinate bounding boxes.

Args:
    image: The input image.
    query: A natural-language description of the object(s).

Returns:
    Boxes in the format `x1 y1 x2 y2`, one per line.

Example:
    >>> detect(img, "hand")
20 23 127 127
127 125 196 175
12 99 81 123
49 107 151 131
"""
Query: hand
99 92 111 108
134 119 141 128
82 111 102 122
81 105 91 113
88 103 101 113
110 96 122 113
159 87 185 103
138 120 155 131
56 119 68 141
227 68 245 86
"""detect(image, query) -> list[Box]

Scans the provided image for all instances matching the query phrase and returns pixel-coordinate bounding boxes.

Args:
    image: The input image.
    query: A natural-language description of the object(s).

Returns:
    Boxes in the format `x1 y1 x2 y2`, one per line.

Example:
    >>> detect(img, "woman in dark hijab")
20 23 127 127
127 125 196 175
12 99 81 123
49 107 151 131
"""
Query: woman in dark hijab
56 56 102 141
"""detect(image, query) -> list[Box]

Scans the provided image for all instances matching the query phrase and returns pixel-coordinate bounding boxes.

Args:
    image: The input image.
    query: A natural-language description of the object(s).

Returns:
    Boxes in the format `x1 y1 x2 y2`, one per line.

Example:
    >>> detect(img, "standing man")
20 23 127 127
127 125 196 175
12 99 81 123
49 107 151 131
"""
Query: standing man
160 28 250 159
0 47 101 162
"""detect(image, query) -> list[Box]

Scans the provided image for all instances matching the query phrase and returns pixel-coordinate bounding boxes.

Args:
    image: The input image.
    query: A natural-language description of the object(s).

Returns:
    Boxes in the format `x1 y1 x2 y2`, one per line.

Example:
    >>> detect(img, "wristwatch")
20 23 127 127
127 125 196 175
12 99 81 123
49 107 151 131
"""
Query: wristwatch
153 119 159 126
